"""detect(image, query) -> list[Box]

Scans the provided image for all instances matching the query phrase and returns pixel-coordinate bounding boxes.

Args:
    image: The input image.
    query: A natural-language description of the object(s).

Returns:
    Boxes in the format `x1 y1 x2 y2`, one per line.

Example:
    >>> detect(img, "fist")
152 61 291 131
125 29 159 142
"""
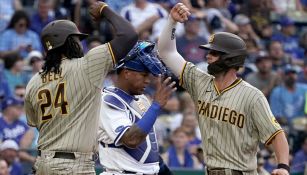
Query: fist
271 168 289 175
170 3 191 23
89 1 107 21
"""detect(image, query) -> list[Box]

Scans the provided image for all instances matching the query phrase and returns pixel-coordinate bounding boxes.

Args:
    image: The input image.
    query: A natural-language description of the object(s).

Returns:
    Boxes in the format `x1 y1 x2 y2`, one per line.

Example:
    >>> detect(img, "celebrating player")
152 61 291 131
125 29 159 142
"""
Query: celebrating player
24 1 138 174
158 3 290 175
97 41 176 175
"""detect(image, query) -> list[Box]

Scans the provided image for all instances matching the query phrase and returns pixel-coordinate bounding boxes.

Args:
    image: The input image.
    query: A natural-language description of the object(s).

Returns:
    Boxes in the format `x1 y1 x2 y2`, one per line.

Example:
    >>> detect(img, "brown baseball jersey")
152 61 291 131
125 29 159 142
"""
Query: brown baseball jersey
180 62 283 174
25 43 115 153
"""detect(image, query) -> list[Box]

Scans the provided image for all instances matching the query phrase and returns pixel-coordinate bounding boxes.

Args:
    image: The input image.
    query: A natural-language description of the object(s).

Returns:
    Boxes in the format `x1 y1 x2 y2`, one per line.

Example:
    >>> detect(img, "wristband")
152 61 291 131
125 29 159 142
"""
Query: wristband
135 101 161 134
99 4 108 15
277 163 290 173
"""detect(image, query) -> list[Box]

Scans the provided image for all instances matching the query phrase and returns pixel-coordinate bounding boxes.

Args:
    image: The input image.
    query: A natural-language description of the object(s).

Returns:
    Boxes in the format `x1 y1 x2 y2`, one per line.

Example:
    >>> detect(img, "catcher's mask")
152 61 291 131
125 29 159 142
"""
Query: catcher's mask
41 20 88 52
116 41 167 76
199 32 247 75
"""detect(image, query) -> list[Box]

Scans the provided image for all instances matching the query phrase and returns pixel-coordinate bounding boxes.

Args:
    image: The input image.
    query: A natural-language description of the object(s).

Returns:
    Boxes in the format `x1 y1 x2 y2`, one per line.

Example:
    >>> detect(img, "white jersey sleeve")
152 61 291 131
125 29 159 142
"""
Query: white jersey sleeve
98 98 132 146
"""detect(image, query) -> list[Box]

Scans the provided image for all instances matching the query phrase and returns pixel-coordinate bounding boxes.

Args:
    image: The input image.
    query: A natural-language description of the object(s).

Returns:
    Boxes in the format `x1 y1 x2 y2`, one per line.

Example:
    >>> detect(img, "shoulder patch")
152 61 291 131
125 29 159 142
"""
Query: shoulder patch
103 94 126 111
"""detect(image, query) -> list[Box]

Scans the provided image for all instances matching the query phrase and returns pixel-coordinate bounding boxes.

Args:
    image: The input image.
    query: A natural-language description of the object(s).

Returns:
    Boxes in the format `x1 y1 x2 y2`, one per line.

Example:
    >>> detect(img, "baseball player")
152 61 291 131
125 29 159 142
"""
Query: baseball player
157 3 290 175
97 41 176 175
24 1 138 174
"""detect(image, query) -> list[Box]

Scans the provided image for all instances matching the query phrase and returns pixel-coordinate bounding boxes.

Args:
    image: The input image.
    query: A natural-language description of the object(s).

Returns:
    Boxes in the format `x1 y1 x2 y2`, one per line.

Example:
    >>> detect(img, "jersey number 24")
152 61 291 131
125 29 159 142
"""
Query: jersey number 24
37 82 69 121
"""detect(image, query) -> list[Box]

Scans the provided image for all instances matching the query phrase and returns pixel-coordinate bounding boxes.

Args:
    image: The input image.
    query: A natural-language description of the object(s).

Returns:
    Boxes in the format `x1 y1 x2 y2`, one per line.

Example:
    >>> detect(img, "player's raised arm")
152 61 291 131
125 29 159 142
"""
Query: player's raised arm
158 3 190 77
120 76 176 148
89 1 138 62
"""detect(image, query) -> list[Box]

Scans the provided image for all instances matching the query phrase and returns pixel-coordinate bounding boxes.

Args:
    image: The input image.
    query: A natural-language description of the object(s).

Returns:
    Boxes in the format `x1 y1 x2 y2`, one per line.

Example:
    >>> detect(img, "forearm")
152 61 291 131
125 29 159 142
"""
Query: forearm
271 132 289 165
222 17 238 33
136 15 160 34
101 6 138 62
19 151 36 163
158 17 186 77
120 102 161 148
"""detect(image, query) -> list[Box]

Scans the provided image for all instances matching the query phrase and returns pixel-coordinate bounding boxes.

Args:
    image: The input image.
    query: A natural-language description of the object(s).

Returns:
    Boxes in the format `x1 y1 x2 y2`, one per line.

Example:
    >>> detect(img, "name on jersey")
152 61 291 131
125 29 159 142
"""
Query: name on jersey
198 100 245 128
41 68 63 83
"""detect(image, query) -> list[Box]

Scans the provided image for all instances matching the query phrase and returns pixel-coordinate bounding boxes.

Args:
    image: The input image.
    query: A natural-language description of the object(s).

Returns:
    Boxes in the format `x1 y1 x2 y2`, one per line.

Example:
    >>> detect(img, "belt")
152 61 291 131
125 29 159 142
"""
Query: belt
105 170 157 175
207 169 243 175
38 150 75 159
100 141 123 148
123 170 158 175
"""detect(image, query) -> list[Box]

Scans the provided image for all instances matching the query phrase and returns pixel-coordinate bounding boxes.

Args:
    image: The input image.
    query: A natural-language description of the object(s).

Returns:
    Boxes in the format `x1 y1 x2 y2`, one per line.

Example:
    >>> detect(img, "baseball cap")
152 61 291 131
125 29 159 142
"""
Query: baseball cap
255 51 270 63
279 16 294 27
233 14 250 25
26 50 43 65
0 140 19 151
283 65 297 74
1 96 24 111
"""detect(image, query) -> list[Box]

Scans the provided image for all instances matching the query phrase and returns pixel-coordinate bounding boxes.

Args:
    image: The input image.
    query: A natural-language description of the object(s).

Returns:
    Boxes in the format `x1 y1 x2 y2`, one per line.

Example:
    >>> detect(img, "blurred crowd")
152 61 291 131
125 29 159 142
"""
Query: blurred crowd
0 0 307 175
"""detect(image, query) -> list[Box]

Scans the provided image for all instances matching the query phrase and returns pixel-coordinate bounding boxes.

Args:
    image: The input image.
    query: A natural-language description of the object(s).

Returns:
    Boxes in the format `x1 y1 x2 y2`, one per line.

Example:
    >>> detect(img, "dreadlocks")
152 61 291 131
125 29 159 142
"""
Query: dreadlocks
40 36 84 76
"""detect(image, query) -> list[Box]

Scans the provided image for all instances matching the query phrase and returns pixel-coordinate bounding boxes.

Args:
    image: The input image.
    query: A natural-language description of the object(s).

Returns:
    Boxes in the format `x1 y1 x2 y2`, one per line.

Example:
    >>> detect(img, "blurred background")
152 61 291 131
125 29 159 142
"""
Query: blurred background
0 0 306 174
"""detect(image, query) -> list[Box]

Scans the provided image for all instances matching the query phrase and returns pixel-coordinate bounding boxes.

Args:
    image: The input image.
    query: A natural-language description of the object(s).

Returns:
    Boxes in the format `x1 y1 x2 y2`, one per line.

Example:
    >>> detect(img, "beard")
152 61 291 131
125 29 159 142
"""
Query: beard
284 77 296 87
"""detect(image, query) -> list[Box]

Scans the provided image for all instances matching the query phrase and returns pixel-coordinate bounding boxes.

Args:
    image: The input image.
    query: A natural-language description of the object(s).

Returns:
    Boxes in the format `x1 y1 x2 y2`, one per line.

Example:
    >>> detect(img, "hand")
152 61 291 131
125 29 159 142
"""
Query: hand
170 3 191 23
89 1 107 22
271 168 289 175
153 75 177 107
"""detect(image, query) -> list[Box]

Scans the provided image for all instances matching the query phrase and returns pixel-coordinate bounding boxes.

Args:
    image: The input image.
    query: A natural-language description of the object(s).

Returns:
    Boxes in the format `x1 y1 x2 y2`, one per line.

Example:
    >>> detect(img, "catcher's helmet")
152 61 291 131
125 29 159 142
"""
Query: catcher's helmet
199 32 247 68
41 20 88 52
116 41 166 76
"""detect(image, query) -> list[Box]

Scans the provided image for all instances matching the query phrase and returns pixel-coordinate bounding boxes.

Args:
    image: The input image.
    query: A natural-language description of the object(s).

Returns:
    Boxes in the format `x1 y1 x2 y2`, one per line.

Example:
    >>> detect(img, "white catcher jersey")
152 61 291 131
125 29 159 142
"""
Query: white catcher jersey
180 62 283 173
97 87 159 174
25 44 115 153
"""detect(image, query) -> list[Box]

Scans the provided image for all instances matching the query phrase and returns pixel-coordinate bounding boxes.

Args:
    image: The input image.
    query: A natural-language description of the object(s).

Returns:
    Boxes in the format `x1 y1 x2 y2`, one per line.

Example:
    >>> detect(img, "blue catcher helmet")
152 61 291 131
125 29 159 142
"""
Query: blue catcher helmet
116 41 166 76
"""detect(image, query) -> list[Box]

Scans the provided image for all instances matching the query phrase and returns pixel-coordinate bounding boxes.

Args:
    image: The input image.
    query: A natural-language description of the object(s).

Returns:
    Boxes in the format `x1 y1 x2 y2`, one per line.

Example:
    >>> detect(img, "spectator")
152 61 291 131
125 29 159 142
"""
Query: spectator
0 97 31 145
30 0 56 34
104 0 133 12
268 40 292 73
205 0 238 33
240 0 273 36
0 68 11 105
84 36 103 53
257 154 270 175
270 65 307 122
24 50 44 83
176 15 207 64
272 0 304 14
3 53 28 94
120 0 168 41
0 0 22 33
271 16 305 61
232 15 261 62
291 137 307 174
0 158 9 175
245 51 281 98
0 10 42 59
297 59 307 84
180 112 202 154
0 96 36 162
0 140 22 175
13 85 26 101
161 127 202 169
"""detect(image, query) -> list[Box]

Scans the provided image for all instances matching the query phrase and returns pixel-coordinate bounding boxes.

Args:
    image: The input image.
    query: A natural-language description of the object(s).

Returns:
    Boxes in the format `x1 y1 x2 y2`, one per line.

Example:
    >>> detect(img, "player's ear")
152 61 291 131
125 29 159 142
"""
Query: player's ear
123 69 130 79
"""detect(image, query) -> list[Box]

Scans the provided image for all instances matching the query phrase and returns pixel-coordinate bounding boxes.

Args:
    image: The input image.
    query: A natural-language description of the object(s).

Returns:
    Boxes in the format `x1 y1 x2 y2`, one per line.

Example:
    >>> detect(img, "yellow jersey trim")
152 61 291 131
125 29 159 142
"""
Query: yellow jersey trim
107 43 116 66
265 129 284 146
179 61 188 86
213 78 242 96
213 82 220 95
221 78 242 94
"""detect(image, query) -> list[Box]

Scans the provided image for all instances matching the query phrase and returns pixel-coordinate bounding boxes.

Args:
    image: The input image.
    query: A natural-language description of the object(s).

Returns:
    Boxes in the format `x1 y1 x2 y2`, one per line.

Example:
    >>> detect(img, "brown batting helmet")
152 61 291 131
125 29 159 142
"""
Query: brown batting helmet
41 20 88 52
199 32 247 68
